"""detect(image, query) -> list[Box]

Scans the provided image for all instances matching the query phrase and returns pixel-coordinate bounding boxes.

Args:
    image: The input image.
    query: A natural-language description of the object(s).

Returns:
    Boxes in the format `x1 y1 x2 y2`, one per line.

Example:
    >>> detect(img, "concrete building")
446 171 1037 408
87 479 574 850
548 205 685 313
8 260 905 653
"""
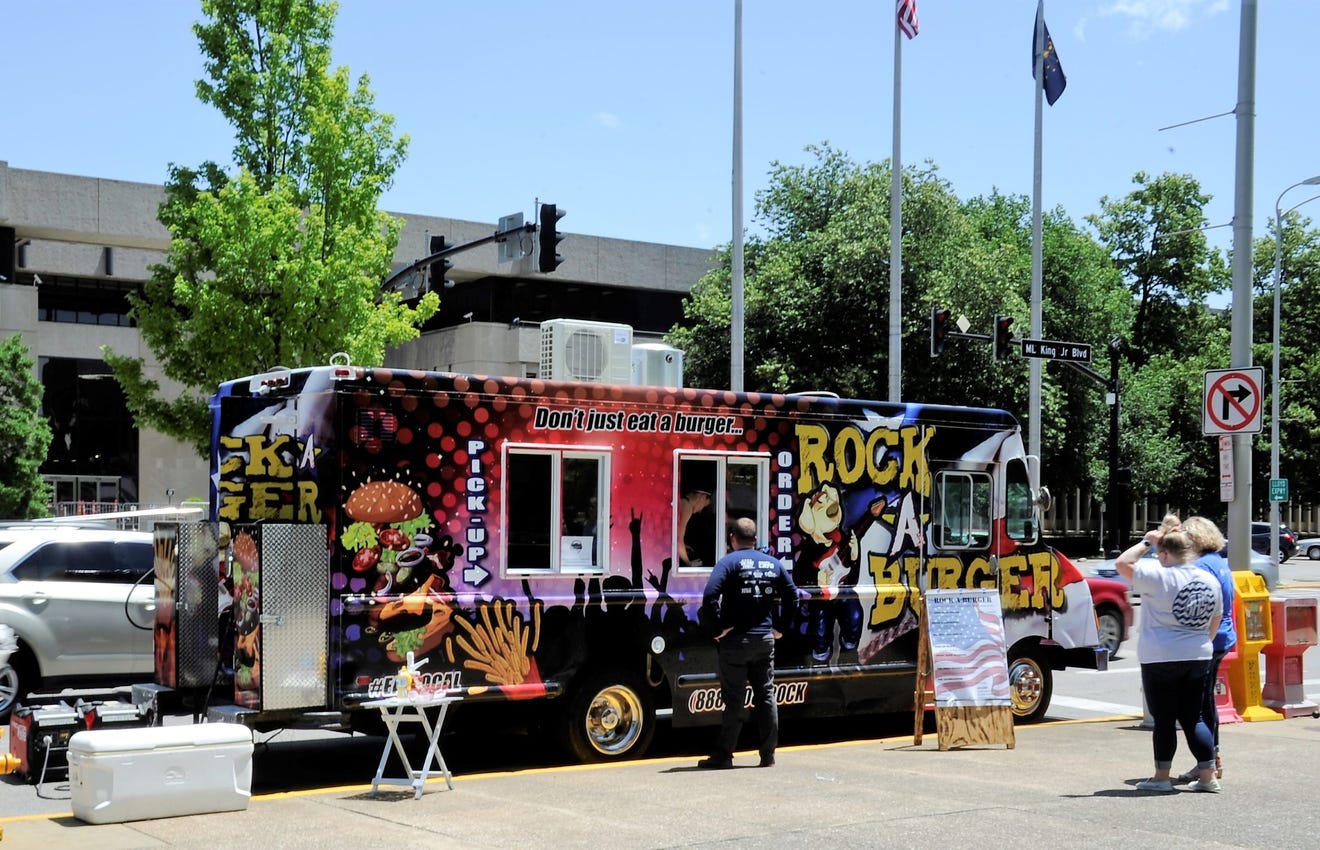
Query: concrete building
0 163 718 512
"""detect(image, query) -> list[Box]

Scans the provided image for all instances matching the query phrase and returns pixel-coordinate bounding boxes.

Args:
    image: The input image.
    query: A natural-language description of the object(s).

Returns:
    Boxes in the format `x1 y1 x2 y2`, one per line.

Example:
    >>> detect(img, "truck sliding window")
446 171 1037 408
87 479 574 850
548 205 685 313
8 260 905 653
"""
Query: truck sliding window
932 471 991 550
504 446 609 573
675 454 770 570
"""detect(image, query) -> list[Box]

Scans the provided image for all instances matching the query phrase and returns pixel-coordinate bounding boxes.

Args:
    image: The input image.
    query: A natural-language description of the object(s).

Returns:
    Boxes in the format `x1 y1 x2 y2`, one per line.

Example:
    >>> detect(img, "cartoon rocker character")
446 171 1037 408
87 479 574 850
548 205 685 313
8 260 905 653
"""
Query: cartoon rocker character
797 483 864 664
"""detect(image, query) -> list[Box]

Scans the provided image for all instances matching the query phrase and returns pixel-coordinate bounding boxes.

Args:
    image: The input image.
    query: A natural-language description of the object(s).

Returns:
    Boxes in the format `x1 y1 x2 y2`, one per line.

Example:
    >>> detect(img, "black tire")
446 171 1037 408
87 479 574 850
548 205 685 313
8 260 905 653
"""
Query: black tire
0 646 37 723
1095 606 1124 659
1308 544 1320 561
1007 648 1053 724
562 668 655 763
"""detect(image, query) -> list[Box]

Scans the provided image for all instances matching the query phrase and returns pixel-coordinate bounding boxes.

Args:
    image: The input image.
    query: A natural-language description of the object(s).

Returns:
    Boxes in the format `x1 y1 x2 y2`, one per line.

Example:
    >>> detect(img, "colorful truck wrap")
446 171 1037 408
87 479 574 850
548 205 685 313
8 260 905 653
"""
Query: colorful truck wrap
150 362 1104 761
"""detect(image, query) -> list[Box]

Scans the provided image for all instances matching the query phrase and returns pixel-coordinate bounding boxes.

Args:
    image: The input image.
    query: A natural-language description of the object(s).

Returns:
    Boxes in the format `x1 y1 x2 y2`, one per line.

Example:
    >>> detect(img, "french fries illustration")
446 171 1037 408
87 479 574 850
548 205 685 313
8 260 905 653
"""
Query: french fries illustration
447 598 541 686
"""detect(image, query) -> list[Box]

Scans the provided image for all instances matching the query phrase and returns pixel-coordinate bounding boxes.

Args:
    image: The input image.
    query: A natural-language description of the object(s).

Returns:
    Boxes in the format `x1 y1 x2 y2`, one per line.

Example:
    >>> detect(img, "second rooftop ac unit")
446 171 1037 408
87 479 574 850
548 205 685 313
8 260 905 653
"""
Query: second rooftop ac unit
539 319 634 384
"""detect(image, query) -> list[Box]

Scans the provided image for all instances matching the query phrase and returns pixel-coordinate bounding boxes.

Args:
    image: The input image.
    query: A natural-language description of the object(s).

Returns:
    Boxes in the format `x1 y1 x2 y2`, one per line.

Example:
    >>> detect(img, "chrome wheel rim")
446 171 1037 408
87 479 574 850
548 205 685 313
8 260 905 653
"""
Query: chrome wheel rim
584 685 644 756
1009 657 1045 718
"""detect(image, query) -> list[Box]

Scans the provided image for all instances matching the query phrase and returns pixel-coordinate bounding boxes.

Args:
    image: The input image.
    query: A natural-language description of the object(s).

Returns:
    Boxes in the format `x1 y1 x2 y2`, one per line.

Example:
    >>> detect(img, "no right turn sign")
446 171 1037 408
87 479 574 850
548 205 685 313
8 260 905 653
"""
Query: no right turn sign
1203 368 1263 435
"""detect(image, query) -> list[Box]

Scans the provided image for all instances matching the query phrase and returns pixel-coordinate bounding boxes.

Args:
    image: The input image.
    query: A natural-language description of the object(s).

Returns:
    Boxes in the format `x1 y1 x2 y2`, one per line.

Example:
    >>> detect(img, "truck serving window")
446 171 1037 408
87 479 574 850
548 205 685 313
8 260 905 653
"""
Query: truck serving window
932 471 991 550
675 454 769 569
504 447 609 573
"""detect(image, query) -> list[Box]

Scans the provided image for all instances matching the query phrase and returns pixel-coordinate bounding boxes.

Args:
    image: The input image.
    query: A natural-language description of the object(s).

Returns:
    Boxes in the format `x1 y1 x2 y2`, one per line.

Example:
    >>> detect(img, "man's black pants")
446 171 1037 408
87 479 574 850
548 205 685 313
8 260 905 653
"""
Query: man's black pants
713 632 777 761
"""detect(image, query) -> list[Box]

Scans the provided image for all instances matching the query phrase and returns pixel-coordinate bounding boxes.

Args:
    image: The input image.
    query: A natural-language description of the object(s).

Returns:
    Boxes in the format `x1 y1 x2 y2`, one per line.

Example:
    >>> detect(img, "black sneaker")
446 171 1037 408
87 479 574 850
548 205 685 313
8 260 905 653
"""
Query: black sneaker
758 755 775 768
697 756 733 770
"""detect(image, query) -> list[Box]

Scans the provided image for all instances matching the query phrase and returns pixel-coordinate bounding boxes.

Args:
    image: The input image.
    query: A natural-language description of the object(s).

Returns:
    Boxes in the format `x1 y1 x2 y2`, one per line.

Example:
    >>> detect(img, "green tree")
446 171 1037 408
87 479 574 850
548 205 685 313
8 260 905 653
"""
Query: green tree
669 144 1129 496
1087 171 1226 366
105 0 438 456
0 335 53 518
1253 209 1320 505
1087 171 1231 512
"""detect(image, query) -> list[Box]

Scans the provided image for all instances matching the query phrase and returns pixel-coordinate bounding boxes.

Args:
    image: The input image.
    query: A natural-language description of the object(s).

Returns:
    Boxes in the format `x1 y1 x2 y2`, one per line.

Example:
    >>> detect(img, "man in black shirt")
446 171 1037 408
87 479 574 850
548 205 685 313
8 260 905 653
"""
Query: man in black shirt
697 517 798 769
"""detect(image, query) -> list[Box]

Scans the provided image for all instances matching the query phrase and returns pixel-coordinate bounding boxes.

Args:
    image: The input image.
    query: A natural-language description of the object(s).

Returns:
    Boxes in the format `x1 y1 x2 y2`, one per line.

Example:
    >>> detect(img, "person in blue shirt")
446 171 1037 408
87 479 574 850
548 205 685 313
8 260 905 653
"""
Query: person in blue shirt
1173 516 1235 784
697 517 798 769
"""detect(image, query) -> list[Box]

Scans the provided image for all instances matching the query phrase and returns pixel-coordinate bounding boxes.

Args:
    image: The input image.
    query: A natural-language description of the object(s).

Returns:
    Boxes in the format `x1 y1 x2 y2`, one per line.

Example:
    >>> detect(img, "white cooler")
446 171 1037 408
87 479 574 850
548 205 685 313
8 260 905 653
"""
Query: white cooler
68 722 254 824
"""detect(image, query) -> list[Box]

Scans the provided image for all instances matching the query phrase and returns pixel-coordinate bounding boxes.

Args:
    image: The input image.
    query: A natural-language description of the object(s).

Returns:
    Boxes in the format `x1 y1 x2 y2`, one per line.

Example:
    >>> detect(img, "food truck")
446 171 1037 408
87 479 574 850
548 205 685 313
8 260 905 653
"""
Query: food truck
141 345 1105 762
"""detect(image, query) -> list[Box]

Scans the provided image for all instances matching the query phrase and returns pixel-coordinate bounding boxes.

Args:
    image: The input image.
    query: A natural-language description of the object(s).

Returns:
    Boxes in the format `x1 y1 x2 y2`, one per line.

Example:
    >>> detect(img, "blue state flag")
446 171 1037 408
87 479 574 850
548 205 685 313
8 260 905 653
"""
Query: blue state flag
1032 19 1067 105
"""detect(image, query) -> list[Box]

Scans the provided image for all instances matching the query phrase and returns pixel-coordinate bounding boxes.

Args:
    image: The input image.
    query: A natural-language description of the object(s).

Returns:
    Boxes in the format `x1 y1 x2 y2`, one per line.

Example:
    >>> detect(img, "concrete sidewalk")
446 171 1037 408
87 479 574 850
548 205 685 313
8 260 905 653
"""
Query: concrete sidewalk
4 715 1320 849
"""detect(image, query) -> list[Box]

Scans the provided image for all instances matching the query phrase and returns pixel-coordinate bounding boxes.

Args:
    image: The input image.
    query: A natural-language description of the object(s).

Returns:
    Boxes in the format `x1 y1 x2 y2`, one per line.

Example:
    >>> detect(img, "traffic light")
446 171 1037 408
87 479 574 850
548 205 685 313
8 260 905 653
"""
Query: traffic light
538 203 566 273
930 306 951 357
427 235 453 291
993 315 1014 360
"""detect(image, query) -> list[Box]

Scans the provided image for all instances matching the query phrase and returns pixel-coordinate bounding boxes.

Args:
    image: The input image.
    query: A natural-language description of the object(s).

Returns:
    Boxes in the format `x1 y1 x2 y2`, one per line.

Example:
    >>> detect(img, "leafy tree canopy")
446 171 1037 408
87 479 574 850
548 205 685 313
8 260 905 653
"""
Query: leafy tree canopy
105 0 438 456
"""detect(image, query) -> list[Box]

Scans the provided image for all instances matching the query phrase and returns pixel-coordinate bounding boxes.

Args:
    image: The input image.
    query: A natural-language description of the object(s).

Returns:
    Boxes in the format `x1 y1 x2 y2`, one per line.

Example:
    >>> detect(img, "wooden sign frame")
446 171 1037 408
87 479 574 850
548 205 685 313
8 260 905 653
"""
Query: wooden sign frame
913 590 1015 750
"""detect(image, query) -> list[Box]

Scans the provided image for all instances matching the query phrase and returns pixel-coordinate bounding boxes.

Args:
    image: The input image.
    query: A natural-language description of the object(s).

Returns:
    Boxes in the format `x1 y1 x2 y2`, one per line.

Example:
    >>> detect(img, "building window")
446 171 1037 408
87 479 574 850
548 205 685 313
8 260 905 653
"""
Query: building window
36 275 138 326
675 453 770 570
503 446 609 573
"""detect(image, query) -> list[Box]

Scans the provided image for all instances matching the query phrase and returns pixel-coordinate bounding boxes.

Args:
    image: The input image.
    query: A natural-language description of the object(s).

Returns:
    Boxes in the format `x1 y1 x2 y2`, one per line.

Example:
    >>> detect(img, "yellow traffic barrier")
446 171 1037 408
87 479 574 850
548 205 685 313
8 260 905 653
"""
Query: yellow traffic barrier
1226 571 1283 722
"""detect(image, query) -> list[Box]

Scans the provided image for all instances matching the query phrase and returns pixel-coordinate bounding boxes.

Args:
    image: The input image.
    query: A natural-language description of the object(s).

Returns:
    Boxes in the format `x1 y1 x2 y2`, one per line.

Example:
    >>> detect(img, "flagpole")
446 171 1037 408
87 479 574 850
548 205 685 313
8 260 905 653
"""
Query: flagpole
731 0 744 392
888 15 903 403
1029 1 1045 464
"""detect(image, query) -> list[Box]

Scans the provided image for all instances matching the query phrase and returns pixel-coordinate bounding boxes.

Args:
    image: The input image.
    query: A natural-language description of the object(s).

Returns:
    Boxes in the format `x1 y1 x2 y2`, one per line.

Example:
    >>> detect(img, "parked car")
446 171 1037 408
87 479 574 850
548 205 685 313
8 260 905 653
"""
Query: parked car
1092 547 1278 595
1084 575 1133 659
0 527 156 721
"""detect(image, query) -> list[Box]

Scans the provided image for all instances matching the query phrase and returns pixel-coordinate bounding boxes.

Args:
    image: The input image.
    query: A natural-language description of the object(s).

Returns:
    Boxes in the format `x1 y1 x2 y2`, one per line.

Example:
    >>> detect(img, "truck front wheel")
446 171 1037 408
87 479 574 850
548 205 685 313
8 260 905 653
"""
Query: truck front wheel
562 669 655 763
1007 650 1053 723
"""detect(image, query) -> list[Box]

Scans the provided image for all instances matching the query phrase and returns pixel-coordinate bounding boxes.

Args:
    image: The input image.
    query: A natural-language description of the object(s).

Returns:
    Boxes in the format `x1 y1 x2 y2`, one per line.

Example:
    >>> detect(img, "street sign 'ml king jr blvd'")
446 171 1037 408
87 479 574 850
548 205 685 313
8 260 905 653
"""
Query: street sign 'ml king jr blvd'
1019 339 1092 363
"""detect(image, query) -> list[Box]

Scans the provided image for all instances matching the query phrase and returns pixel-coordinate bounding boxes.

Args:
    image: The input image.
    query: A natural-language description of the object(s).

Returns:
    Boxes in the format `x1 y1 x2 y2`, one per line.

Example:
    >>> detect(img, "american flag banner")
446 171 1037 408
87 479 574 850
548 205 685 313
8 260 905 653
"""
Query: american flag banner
896 0 919 39
925 590 1011 707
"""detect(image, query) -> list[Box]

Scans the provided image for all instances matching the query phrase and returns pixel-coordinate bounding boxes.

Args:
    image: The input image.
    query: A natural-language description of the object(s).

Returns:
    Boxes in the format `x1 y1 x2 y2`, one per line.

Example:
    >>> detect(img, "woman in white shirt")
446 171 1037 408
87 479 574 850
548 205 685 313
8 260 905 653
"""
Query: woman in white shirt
1116 520 1223 793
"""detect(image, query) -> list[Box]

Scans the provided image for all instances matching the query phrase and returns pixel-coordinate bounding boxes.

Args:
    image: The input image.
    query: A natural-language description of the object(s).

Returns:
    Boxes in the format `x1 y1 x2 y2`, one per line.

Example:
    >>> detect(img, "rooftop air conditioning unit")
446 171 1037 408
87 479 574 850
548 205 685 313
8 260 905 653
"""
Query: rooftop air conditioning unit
630 343 684 387
540 319 634 384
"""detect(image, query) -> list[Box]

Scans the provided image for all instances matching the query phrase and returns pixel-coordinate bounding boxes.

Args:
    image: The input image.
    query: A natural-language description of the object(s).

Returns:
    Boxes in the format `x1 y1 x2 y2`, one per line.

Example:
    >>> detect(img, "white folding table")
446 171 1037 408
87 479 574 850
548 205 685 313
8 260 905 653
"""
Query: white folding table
362 692 460 799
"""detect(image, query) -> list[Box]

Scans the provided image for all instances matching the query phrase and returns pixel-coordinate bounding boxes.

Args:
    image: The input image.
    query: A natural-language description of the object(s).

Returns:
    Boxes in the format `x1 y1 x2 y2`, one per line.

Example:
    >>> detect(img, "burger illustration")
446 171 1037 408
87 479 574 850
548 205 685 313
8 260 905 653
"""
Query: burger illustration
340 480 435 586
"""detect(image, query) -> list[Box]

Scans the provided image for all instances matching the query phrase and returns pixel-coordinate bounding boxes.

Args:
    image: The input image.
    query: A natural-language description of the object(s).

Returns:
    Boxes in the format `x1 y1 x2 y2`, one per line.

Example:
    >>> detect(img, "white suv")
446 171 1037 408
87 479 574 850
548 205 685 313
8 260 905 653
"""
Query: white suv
0 527 156 720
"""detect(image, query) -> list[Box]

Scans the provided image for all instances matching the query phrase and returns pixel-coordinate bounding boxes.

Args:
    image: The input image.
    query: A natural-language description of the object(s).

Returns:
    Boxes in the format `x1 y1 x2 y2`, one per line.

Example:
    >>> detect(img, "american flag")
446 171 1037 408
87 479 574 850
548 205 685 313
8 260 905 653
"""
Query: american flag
927 591 1010 707
896 0 919 39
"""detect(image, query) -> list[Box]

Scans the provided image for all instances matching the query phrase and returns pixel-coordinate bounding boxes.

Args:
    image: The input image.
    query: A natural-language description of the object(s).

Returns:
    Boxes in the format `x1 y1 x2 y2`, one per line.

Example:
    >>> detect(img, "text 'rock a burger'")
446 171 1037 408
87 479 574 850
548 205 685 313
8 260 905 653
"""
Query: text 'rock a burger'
340 480 434 586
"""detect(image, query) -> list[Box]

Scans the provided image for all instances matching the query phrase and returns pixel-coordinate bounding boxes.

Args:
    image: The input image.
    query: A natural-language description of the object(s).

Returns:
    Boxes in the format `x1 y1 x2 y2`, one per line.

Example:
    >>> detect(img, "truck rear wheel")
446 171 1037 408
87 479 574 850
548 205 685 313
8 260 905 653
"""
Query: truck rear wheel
563 669 654 763
1007 650 1052 723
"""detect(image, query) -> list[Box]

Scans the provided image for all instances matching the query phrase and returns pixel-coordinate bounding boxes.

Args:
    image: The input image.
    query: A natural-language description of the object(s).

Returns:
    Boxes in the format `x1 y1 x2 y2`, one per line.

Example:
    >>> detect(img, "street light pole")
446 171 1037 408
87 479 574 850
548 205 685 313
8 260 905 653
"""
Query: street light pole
1270 175 1320 567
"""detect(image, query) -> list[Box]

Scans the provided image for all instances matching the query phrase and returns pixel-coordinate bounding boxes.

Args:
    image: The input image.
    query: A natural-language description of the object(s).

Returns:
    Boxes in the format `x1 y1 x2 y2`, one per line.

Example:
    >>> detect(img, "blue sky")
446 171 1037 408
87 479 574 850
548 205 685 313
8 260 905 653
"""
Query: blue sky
5 1 1318 278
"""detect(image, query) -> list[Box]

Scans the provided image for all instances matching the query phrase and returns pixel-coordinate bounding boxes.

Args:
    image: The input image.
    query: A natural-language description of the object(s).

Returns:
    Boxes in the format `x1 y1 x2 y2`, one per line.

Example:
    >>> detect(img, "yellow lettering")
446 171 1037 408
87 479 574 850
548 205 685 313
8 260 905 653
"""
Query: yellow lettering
219 436 244 475
244 434 295 478
966 556 996 590
1029 549 1066 609
834 427 866 486
928 555 964 590
997 554 1033 611
899 425 934 496
298 481 321 522
867 552 907 625
248 482 292 520
867 428 898 485
796 423 832 494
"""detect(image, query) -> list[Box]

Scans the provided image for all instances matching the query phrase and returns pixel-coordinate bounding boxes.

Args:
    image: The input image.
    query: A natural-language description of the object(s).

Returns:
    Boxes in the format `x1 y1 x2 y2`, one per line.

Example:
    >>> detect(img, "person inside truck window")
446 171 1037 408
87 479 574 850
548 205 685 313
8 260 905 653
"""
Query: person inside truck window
678 487 713 566
678 460 718 567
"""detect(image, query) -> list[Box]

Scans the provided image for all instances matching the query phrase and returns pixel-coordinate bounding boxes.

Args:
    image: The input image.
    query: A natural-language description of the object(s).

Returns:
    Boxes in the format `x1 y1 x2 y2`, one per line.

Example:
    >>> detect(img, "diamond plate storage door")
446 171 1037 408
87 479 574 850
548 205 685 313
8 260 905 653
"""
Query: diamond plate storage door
258 524 330 711
174 522 221 687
